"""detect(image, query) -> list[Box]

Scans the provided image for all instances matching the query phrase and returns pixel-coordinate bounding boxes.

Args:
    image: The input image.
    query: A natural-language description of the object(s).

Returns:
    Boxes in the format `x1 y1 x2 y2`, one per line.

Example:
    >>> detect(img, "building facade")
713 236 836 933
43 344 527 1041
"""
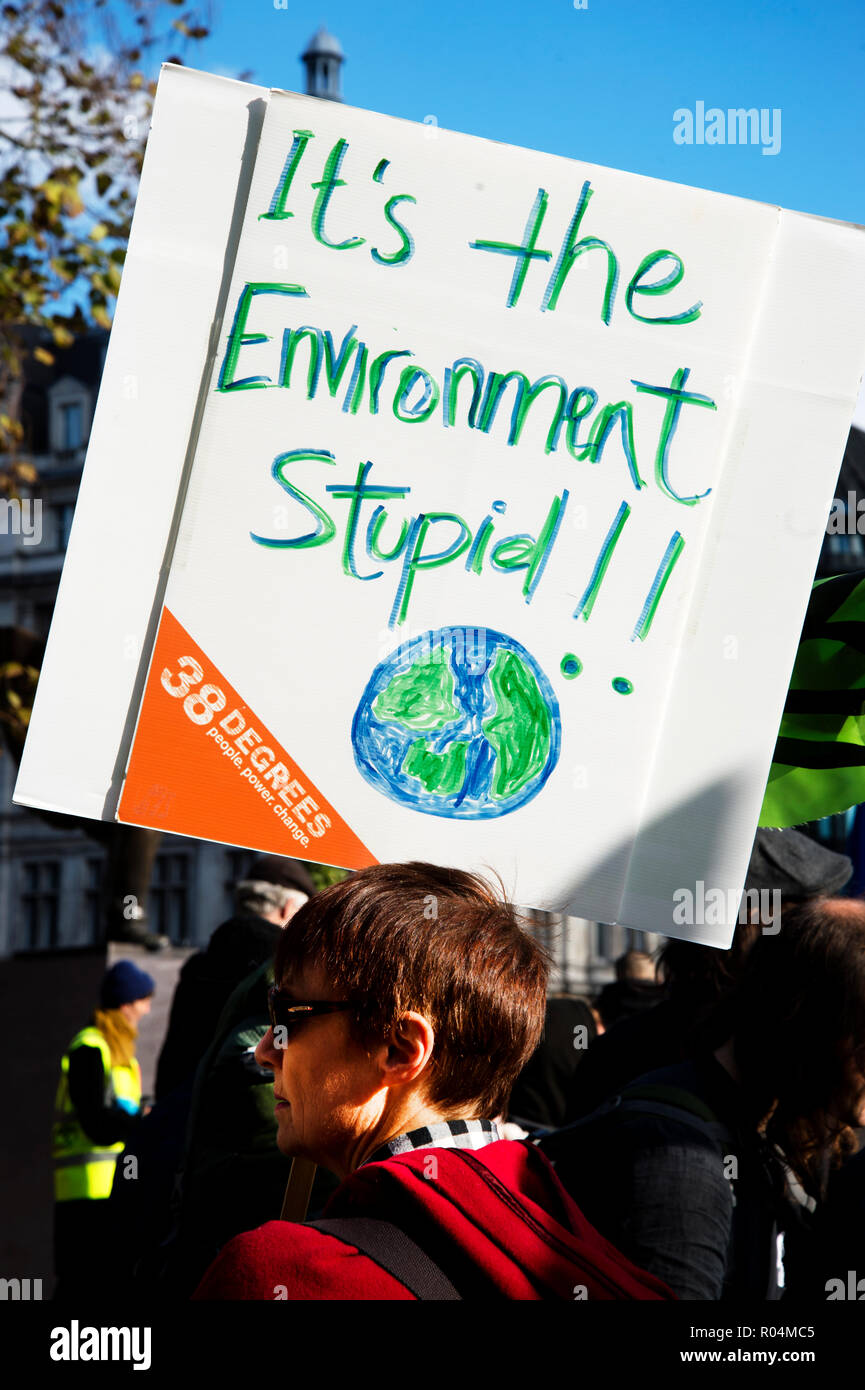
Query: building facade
0 330 250 957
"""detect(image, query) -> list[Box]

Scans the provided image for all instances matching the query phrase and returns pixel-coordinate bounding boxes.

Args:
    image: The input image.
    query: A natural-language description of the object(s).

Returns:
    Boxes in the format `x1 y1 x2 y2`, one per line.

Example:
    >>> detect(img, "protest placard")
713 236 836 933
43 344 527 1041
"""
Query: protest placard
14 65 865 944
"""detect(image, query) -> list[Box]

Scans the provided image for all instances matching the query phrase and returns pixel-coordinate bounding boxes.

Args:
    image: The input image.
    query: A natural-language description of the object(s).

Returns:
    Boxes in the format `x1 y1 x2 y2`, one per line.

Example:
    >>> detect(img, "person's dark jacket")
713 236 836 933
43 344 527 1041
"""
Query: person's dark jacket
565 999 700 1123
782 1144 865 1301
509 996 598 1130
542 1054 809 1301
66 1044 139 1146
595 977 665 1030
140 962 338 1297
155 913 282 1100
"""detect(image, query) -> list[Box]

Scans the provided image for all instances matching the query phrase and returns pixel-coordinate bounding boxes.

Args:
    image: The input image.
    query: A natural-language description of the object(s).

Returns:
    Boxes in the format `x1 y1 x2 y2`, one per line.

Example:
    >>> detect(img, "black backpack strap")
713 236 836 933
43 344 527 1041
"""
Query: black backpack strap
543 1081 761 1300
616 1084 735 1154
621 1084 721 1126
545 1083 738 1194
306 1218 462 1300
555 1084 732 1144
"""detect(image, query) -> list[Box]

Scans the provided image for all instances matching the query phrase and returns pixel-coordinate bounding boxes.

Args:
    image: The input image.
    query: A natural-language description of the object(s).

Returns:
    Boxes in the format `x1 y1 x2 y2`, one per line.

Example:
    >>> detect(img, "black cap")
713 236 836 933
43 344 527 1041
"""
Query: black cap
241 854 316 897
746 827 853 900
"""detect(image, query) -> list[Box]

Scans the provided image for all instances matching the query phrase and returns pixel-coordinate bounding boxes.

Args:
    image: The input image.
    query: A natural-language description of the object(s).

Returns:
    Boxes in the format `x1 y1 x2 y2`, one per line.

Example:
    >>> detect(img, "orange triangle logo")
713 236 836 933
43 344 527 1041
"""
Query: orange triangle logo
118 606 377 871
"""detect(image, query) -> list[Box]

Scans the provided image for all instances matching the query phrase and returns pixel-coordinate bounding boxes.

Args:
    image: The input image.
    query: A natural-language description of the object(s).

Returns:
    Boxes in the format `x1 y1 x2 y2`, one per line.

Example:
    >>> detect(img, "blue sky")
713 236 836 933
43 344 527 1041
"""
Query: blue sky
177 0 865 224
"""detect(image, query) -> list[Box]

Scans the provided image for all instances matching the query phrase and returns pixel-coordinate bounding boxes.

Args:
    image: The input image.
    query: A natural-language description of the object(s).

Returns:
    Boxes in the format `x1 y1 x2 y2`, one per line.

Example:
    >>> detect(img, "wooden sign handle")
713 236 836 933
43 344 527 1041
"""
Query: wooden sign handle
280 1156 317 1222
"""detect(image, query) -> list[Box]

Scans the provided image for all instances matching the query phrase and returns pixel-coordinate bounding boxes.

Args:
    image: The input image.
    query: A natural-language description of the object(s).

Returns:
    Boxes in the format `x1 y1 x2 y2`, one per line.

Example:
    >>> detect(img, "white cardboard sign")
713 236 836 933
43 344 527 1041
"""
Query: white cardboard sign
14 65 865 945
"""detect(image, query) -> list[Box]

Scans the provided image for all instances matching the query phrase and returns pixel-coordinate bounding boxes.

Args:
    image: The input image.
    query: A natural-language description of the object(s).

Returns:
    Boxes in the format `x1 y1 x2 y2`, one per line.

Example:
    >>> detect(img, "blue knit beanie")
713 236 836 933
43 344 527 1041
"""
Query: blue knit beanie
101 960 156 1009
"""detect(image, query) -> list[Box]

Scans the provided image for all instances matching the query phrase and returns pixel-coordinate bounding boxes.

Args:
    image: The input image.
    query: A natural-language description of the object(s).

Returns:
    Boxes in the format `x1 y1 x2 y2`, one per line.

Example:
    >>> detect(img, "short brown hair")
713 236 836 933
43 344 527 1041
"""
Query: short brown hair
274 862 548 1119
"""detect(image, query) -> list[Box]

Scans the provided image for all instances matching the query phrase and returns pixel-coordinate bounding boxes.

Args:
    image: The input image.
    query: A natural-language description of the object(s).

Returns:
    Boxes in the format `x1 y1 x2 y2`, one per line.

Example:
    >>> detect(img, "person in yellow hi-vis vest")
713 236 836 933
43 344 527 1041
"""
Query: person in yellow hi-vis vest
52 960 155 1297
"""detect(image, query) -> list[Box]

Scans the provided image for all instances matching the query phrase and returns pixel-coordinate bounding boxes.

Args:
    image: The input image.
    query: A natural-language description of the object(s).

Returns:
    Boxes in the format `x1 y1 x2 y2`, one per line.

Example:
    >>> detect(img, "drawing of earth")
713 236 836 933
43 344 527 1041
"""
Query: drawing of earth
351 626 561 819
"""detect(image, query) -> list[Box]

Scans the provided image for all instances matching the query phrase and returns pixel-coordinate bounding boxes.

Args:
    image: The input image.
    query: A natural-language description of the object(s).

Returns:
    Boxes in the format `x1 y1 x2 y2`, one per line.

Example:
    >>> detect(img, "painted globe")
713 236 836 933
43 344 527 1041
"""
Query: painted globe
352 626 560 818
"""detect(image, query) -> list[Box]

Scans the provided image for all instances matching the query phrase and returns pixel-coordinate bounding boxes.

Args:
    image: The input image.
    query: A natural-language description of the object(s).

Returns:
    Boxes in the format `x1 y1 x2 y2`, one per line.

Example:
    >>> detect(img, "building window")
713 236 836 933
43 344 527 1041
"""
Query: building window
593 921 606 958
525 908 557 961
624 927 645 954
60 400 83 452
34 599 56 636
150 853 189 943
808 811 852 855
84 858 105 942
20 860 60 950
224 849 252 901
57 502 75 550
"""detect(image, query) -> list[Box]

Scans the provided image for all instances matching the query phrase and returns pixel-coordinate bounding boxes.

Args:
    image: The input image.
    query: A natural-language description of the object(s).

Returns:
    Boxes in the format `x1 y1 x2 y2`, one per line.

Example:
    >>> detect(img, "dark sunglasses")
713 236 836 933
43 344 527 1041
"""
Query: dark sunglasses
267 986 353 1036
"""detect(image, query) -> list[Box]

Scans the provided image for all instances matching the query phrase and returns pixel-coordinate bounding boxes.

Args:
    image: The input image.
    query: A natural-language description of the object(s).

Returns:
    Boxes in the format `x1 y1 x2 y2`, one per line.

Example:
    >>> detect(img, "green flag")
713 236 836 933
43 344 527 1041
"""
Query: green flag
760 570 865 827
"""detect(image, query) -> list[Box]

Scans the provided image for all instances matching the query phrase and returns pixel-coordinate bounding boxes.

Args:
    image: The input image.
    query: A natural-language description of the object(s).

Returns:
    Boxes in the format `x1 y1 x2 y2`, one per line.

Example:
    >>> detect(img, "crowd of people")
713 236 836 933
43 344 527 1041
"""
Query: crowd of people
51 831 865 1300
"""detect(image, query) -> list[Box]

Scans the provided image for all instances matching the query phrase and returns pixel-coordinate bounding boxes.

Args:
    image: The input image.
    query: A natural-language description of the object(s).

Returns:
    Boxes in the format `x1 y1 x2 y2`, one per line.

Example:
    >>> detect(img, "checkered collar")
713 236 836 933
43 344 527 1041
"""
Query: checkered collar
362 1118 503 1168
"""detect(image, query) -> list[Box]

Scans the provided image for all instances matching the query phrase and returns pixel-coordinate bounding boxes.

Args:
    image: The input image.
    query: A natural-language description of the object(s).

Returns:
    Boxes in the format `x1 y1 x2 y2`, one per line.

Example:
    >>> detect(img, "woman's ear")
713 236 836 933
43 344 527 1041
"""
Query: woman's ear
382 1011 435 1086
